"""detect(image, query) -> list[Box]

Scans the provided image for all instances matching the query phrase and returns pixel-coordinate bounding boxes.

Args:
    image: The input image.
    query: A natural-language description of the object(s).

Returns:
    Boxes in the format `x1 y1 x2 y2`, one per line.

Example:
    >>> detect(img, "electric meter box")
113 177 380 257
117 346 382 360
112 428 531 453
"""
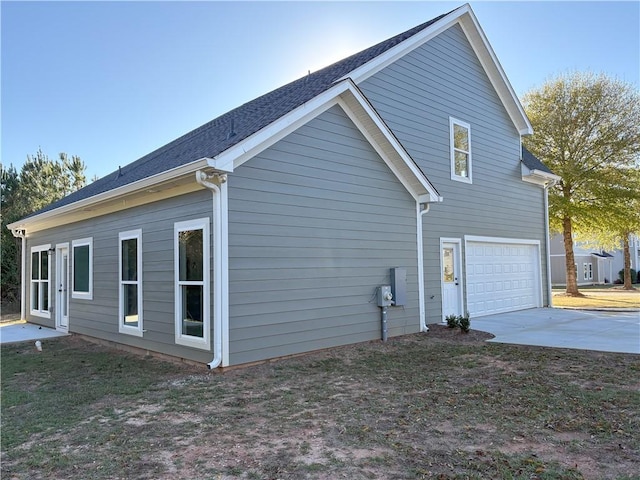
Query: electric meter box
377 285 393 307
390 267 406 306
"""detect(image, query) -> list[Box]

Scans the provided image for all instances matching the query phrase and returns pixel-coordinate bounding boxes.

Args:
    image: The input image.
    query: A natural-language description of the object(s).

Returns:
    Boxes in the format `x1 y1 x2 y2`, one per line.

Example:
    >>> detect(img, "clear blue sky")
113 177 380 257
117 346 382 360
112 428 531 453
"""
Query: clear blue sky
2 1 638 180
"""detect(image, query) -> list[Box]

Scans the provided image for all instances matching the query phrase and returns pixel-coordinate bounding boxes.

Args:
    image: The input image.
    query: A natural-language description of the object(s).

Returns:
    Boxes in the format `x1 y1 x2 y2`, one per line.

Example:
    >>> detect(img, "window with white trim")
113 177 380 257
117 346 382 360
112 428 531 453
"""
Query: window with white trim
450 117 472 183
583 262 593 281
72 238 93 299
174 218 210 349
30 245 51 318
119 230 143 337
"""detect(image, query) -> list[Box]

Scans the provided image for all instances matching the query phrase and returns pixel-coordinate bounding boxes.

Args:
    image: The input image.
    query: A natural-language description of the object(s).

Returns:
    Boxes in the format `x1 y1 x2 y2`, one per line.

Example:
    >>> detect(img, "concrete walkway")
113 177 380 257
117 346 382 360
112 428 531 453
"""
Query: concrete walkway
0 321 68 345
472 308 640 354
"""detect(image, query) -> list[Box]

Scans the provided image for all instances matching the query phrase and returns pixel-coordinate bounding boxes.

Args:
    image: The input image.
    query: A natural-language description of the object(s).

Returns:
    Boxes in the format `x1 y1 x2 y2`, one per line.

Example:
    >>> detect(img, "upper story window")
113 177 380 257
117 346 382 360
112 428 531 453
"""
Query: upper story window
30 244 51 318
72 238 93 300
450 117 472 183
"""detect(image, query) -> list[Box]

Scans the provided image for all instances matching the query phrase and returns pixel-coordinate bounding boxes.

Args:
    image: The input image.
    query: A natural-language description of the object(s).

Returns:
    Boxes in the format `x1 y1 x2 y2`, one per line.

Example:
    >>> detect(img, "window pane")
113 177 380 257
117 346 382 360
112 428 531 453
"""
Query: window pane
179 229 203 281
454 124 469 151
32 282 39 310
122 284 138 327
41 251 49 280
32 252 39 280
42 282 49 311
121 238 138 281
181 285 203 337
455 151 469 177
443 248 455 283
74 245 90 293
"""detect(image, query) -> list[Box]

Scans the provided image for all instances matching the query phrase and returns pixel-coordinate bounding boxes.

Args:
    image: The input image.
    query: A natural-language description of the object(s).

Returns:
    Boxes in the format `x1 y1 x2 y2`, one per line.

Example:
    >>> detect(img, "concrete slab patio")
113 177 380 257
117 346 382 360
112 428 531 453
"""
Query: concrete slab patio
472 308 640 354
0 321 68 345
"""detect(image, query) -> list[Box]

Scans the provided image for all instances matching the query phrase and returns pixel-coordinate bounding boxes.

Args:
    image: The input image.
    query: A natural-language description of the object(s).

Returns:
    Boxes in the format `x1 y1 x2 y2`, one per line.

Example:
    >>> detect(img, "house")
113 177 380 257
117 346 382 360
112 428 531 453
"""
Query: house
8 4 558 368
550 234 640 286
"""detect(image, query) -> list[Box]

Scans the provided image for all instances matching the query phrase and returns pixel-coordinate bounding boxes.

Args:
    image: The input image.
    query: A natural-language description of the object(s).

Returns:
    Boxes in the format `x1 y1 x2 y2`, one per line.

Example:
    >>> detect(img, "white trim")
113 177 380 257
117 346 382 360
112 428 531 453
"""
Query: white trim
71 238 93 300
338 3 532 136
449 117 472 184
55 243 70 332
29 244 52 319
7 160 210 234
118 229 143 337
210 79 441 203
439 238 464 321
174 218 211 350
465 235 541 246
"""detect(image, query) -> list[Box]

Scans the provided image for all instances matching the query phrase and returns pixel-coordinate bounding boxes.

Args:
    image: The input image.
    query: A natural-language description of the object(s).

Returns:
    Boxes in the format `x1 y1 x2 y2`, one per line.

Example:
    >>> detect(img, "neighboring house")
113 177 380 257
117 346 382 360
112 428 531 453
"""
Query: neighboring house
8 4 558 368
550 234 640 286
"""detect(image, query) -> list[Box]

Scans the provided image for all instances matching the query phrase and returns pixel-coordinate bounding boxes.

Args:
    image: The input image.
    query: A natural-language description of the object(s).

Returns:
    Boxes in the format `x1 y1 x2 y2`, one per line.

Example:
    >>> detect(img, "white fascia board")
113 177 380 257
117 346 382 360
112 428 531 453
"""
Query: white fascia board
521 163 561 186
211 79 441 203
7 158 210 233
338 3 533 136
457 8 533 135
337 85 441 203
209 81 354 172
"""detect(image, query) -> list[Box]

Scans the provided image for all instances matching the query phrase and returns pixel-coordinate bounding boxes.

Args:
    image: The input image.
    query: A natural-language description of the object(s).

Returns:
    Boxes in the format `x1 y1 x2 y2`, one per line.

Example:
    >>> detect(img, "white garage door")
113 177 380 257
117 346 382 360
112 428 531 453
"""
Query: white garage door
466 239 541 317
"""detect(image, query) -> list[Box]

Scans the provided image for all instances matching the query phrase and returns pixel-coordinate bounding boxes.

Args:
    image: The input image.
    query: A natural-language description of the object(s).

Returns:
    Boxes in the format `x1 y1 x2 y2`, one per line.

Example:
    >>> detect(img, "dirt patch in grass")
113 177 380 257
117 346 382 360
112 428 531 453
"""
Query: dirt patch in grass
2 332 639 479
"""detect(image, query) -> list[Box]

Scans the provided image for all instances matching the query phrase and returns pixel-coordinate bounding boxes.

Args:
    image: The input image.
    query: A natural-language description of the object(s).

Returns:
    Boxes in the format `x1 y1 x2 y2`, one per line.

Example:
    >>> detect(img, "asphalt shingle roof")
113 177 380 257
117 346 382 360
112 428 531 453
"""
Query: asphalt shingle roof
522 146 554 174
26 12 450 219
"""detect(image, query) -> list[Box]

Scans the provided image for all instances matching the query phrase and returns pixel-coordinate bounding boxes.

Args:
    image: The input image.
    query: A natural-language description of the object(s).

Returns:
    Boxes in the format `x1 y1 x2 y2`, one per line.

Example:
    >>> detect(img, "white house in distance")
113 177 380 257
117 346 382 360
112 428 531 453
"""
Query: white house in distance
550 234 640 286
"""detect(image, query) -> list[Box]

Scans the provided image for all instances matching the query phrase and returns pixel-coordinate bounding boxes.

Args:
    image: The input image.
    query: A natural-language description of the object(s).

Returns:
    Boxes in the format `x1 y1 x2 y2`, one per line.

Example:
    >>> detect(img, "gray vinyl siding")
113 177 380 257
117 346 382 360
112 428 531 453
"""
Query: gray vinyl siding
24 190 216 364
360 24 550 322
227 104 419 365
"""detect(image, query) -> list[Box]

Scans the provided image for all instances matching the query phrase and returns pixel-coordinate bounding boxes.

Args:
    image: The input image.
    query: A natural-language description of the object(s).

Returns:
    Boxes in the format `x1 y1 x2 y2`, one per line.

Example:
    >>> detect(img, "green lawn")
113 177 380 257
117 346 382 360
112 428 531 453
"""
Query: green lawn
2 334 639 479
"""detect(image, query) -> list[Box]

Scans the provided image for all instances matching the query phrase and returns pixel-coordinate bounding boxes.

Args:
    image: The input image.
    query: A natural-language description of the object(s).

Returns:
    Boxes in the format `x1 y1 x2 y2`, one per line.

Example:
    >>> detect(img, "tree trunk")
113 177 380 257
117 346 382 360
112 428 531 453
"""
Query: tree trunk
562 216 582 296
622 234 633 290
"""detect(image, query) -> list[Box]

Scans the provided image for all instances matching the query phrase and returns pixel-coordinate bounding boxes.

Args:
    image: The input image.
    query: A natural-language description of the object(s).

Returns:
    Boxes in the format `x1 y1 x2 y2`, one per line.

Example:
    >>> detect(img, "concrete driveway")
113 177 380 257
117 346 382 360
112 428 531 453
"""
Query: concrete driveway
472 308 640 354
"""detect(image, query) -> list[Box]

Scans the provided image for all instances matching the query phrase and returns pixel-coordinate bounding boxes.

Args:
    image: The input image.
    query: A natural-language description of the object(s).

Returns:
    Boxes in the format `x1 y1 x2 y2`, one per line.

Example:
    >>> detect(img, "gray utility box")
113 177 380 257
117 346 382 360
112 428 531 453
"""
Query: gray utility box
390 267 406 306
377 285 393 307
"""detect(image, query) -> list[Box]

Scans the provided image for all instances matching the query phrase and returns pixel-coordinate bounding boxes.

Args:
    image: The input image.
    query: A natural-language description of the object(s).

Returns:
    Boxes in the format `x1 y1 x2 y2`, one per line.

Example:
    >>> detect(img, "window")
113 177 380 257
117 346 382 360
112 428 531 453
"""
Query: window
30 245 51 318
72 238 93 299
583 263 593 281
450 117 472 183
119 230 143 336
174 218 210 349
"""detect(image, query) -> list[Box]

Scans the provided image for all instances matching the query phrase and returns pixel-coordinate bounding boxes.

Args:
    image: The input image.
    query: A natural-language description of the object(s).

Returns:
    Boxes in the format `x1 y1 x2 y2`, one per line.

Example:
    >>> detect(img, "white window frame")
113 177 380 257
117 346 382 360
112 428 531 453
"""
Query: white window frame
72 237 93 300
583 262 593 281
174 218 210 350
30 244 52 319
119 229 143 337
449 117 472 184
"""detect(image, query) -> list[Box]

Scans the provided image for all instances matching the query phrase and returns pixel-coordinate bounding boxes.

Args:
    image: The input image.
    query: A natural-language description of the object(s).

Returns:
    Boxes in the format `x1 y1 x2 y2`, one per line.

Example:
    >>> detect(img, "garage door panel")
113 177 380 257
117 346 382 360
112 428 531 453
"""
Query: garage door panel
466 240 540 317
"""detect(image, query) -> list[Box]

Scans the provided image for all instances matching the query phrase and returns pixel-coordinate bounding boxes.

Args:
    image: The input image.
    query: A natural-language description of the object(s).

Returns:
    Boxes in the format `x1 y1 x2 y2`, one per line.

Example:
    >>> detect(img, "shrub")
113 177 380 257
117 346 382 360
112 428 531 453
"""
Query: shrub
446 314 460 329
459 313 471 333
618 268 638 284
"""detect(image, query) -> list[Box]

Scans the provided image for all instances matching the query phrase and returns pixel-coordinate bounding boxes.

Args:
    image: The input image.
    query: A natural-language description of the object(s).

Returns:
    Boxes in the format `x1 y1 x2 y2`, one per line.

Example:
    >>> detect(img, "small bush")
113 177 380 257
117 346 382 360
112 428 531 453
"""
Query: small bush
459 313 471 333
618 268 638 284
446 314 460 329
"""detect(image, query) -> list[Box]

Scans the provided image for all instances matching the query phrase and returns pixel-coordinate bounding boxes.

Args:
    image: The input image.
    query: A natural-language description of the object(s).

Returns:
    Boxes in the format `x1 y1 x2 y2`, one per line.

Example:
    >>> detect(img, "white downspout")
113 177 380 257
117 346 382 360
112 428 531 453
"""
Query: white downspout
11 229 27 320
417 202 431 332
195 170 225 369
543 182 554 307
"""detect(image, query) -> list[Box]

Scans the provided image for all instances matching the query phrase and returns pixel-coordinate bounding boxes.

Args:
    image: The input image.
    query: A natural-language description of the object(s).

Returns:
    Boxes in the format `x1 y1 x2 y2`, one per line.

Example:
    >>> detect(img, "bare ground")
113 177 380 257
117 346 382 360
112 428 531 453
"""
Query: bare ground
2 326 639 480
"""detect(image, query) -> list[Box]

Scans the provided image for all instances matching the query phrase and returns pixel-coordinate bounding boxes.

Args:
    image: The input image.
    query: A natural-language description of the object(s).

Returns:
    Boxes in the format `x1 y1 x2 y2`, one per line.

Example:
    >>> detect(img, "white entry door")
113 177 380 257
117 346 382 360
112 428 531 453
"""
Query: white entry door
55 244 69 332
441 241 463 319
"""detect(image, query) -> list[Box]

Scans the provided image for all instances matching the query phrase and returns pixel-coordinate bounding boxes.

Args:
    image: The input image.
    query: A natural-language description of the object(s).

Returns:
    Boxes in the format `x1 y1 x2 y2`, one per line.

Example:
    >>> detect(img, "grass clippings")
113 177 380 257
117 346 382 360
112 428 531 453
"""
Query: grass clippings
2 330 639 480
